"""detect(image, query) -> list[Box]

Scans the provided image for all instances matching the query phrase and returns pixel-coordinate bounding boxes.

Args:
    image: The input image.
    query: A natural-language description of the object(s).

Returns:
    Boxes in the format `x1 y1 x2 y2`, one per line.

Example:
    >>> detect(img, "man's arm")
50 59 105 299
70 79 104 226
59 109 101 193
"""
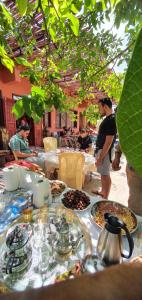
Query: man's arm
112 143 122 171
10 138 37 159
96 135 114 167
14 151 37 158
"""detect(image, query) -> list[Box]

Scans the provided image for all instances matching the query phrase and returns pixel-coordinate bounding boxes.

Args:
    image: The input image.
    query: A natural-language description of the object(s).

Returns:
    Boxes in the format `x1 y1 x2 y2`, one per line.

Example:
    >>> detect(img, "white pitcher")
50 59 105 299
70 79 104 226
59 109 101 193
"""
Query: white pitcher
3 166 19 191
32 178 52 208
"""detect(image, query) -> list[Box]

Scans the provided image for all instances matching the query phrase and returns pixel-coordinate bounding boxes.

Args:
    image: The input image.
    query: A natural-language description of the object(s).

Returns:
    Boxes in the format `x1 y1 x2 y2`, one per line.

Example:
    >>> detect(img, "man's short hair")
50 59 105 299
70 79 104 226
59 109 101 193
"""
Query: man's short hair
17 124 30 132
99 98 112 108
80 128 86 133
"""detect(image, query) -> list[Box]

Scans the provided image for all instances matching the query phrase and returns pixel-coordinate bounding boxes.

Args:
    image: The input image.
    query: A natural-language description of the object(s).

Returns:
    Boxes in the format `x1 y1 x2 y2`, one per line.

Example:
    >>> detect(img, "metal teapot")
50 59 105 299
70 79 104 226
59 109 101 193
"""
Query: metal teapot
97 213 134 265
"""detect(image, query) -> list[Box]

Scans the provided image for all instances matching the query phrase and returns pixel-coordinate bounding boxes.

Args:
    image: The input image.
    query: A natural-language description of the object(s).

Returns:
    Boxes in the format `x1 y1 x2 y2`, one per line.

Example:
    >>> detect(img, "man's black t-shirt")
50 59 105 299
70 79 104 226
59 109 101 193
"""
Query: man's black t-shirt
78 135 92 150
96 114 117 152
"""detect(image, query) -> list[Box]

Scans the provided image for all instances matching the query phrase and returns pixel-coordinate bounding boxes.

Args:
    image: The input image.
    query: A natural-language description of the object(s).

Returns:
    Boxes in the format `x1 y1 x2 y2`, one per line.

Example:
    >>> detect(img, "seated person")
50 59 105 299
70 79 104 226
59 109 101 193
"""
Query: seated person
77 128 92 152
60 126 68 147
9 124 45 170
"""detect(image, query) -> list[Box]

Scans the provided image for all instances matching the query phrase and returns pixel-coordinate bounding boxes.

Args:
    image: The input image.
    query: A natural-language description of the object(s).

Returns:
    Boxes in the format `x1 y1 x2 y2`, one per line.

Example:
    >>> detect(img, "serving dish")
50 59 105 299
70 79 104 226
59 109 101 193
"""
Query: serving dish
49 180 67 198
91 200 138 234
61 190 91 211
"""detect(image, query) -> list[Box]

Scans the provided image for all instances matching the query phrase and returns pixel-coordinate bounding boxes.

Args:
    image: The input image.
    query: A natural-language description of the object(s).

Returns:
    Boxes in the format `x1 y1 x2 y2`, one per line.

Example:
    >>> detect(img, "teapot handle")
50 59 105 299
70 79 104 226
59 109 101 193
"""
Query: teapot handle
121 224 134 259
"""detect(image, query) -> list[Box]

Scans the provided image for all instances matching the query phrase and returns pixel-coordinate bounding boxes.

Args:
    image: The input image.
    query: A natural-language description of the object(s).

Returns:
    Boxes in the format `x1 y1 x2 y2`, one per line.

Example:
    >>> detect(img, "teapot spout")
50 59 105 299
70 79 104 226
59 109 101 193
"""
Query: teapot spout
72 235 84 250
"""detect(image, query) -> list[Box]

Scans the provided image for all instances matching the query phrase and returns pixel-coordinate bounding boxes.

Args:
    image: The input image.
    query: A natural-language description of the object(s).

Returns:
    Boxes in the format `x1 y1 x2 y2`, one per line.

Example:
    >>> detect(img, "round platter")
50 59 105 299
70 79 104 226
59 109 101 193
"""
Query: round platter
49 180 67 199
0 206 92 293
61 189 91 212
91 200 138 235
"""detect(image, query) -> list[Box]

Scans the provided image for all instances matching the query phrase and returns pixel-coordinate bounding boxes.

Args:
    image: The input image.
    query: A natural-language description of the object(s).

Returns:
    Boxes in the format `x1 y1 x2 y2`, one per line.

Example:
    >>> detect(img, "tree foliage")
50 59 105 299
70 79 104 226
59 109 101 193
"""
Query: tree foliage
0 0 135 121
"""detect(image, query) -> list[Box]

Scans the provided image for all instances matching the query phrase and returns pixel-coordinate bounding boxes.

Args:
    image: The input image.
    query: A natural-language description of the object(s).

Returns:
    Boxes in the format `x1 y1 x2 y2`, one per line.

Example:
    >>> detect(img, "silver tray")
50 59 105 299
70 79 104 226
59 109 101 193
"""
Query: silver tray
91 200 138 235
0 206 92 292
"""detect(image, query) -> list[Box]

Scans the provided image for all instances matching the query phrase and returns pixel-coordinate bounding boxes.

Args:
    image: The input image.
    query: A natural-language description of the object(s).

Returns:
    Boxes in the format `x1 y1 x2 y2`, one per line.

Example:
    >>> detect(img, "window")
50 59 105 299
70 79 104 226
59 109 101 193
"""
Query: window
56 112 67 128
44 112 51 127
0 92 5 127
73 111 77 128
13 95 22 101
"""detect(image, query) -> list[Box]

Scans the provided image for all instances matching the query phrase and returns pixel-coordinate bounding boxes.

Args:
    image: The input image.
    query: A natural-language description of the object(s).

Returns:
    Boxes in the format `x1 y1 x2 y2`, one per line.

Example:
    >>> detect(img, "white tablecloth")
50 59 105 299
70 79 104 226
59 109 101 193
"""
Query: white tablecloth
39 150 96 177
51 191 142 260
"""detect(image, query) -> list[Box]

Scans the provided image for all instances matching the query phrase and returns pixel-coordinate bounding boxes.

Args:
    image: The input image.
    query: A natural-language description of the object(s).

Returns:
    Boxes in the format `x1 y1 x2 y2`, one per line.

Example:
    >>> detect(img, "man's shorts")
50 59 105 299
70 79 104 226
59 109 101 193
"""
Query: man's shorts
96 149 111 176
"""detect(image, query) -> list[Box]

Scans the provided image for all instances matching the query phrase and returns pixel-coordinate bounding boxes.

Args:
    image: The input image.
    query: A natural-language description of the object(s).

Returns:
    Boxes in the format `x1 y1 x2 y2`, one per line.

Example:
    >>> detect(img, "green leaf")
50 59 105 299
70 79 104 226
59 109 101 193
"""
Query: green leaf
85 0 92 7
31 113 41 123
67 13 79 36
49 26 56 42
1 58 14 73
16 0 28 16
0 3 13 24
71 4 79 13
16 57 32 67
12 99 24 119
31 86 45 97
22 96 32 117
117 29 142 176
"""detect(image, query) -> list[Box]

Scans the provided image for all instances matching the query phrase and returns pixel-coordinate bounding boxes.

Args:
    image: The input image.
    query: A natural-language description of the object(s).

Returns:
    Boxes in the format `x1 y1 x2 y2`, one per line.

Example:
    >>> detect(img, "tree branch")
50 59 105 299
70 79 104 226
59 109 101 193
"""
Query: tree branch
93 40 135 77
38 0 51 61
49 0 60 20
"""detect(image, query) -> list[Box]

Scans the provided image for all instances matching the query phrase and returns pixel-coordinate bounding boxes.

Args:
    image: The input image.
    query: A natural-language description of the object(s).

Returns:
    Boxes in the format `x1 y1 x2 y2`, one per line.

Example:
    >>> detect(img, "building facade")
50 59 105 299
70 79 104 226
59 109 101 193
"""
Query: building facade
0 64 87 149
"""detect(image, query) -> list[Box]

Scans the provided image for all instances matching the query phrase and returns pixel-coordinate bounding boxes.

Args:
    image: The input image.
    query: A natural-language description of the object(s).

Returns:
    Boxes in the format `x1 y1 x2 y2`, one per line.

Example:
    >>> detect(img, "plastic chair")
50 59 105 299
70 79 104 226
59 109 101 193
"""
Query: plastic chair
43 137 57 152
58 152 85 189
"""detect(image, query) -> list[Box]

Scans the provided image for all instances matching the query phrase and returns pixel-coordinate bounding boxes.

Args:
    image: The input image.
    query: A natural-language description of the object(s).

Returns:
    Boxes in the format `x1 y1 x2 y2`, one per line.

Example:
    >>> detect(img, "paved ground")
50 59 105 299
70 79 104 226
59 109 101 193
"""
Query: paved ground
84 155 129 206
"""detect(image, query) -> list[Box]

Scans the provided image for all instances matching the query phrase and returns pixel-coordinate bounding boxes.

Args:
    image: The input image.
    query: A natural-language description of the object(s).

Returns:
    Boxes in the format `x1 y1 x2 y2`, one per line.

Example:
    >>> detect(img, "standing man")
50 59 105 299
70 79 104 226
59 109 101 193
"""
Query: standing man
92 98 117 199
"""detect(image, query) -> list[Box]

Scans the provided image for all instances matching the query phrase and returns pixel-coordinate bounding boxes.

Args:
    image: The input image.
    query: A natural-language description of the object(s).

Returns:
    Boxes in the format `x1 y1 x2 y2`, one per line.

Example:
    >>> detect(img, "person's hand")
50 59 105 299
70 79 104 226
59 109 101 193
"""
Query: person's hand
33 151 38 156
30 152 38 157
112 158 121 171
85 149 89 153
95 156 103 167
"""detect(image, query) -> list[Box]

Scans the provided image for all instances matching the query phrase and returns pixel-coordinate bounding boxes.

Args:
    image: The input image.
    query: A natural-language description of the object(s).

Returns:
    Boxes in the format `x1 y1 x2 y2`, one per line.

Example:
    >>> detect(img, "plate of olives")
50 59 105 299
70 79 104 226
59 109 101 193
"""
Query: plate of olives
61 190 91 211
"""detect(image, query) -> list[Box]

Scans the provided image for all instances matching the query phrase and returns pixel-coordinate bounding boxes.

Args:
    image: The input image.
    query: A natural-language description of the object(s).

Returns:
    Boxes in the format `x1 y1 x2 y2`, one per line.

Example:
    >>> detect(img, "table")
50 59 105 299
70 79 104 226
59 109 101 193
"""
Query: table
0 184 142 293
39 150 96 178
51 193 142 260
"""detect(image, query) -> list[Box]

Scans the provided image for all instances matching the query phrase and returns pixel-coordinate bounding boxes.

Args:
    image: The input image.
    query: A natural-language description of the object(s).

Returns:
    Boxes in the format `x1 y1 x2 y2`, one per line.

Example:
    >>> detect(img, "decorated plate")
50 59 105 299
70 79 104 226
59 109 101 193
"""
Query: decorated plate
91 200 138 234
49 180 67 198
61 190 91 211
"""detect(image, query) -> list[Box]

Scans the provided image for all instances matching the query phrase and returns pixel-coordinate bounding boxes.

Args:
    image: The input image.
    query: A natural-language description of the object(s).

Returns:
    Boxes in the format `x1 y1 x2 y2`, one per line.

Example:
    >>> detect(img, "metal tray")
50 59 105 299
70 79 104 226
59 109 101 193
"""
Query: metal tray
91 200 138 235
0 206 92 293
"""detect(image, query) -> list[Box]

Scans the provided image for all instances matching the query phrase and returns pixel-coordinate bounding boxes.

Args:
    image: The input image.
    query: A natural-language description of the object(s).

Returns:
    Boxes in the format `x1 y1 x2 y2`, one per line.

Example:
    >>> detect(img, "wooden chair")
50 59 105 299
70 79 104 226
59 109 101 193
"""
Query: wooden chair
8 143 19 161
58 152 85 189
12 150 18 161
43 137 57 152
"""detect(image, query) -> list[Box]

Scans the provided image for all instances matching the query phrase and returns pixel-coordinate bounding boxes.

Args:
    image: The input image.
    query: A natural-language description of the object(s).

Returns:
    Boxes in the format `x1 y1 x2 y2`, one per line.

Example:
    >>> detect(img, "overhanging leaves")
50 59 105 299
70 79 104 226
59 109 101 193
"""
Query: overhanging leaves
16 0 28 16
117 28 142 176
12 99 24 119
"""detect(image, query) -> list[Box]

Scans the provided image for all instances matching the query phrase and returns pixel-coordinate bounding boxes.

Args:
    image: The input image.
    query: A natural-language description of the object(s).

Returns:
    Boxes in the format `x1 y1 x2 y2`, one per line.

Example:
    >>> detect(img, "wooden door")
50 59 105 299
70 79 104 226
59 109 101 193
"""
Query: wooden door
4 97 16 138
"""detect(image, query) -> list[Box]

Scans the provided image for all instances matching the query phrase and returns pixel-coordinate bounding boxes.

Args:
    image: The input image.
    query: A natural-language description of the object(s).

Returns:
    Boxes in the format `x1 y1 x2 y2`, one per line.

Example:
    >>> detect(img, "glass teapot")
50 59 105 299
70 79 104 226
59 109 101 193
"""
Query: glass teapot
97 213 134 265
56 215 83 256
